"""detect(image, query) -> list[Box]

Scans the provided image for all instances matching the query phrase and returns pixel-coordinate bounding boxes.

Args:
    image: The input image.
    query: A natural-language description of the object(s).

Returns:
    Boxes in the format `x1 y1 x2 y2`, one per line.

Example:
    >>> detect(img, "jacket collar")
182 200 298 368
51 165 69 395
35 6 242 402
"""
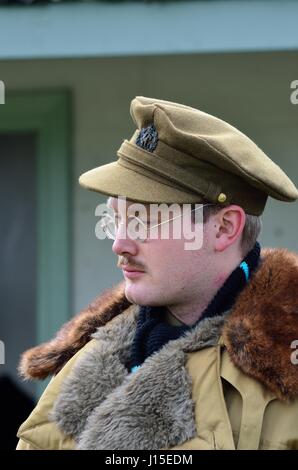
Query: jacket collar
224 247 298 401
51 307 226 450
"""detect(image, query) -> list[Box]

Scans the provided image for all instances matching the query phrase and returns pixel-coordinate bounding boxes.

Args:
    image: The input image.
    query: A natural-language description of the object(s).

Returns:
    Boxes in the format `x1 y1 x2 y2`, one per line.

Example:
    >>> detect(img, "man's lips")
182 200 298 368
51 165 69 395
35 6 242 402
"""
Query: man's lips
121 267 144 272
121 266 145 279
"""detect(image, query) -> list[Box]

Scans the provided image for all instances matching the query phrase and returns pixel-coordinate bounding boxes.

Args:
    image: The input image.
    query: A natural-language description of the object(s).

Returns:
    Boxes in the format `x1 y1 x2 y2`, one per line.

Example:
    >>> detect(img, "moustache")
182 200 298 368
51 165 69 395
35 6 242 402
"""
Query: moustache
117 255 145 271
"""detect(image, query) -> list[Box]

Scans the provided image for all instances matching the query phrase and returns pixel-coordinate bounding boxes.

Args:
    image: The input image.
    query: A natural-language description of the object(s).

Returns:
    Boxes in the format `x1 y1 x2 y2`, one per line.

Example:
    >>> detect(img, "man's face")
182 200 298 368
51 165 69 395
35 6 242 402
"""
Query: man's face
109 197 215 308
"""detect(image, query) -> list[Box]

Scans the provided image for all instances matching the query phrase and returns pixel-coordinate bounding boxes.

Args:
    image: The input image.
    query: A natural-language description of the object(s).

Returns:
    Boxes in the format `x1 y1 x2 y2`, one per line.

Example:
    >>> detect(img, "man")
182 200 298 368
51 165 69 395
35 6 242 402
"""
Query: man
17 97 298 450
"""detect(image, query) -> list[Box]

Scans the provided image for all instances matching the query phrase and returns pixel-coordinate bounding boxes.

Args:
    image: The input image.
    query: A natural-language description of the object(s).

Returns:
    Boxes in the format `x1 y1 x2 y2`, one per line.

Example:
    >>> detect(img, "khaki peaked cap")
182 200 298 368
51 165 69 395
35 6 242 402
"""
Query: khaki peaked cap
79 96 298 215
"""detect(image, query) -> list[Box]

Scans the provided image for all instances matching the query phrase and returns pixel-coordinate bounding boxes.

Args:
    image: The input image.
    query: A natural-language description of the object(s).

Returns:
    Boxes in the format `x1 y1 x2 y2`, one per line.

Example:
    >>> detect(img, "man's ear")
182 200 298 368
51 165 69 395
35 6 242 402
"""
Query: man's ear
213 205 246 252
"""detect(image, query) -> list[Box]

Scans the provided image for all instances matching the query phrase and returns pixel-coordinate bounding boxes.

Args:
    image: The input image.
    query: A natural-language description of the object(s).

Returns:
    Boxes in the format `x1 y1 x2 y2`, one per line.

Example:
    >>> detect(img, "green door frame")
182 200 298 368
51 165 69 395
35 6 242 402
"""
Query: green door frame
0 91 71 366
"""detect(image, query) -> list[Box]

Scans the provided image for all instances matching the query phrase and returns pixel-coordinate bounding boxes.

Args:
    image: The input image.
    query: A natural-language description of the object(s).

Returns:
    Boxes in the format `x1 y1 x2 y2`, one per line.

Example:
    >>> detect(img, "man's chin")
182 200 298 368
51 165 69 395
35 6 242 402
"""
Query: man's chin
124 284 166 307
124 283 151 306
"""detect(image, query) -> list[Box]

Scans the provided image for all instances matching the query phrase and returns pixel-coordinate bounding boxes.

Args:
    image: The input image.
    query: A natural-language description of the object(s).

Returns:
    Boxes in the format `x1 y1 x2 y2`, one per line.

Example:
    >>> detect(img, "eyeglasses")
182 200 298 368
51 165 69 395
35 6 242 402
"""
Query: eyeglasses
99 203 215 242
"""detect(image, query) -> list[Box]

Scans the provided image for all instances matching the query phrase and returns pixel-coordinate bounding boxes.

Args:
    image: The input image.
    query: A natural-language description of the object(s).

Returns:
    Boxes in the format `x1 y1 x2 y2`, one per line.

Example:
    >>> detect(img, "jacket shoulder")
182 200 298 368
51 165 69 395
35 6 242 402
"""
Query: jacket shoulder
17 338 97 450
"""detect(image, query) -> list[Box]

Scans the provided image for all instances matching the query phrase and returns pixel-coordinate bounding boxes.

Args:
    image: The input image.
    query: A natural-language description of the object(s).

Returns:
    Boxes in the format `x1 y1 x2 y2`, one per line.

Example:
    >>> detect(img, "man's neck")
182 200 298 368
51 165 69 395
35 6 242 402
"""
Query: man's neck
166 298 216 326
164 309 187 326
166 256 244 326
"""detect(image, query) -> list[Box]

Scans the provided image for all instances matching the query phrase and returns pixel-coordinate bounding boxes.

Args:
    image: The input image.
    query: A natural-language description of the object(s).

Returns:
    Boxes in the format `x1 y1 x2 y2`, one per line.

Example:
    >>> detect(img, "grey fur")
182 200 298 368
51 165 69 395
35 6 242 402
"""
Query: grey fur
51 306 227 450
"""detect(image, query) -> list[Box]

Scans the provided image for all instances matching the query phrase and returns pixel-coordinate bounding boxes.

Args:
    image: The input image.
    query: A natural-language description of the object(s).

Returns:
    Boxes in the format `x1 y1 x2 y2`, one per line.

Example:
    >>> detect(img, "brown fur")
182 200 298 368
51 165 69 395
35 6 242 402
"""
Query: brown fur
19 249 298 401
224 248 298 401
18 283 130 380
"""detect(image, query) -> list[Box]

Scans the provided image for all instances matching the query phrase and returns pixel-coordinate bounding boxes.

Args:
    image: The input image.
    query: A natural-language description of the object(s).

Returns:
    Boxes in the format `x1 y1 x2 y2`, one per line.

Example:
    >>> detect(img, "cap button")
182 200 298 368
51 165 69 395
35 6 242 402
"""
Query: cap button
217 193 227 203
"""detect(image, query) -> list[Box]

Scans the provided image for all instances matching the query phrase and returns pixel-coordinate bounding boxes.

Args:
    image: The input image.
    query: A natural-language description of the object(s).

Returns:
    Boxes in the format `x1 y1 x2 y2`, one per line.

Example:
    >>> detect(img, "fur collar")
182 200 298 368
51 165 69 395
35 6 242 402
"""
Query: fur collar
19 248 298 402
51 309 226 450
19 283 130 379
224 248 298 402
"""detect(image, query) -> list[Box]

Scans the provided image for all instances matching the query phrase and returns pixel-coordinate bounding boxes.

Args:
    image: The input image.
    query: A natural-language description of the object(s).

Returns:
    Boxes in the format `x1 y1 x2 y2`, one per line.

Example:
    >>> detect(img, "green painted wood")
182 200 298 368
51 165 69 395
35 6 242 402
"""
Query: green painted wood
0 91 71 396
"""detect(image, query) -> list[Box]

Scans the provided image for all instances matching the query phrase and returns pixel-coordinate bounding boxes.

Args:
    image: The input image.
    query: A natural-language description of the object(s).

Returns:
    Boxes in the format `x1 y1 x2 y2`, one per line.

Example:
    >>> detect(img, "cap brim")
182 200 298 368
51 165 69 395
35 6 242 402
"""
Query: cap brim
79 161 203 204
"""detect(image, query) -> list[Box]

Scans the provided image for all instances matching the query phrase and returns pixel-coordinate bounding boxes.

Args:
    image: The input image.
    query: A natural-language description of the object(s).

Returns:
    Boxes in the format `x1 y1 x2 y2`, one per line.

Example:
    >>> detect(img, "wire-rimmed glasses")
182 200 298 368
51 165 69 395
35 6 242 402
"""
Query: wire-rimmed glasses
99 203 215 242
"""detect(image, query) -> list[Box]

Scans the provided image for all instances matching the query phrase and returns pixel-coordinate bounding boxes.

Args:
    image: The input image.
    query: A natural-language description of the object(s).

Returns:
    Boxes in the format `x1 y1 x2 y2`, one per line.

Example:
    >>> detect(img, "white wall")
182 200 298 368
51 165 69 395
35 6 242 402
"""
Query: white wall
1 51 298 314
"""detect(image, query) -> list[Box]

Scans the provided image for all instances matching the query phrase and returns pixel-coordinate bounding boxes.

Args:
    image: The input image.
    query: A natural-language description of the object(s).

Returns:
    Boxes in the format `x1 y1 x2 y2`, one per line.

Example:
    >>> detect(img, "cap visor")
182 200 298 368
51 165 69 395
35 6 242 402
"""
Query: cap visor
79 161 202 204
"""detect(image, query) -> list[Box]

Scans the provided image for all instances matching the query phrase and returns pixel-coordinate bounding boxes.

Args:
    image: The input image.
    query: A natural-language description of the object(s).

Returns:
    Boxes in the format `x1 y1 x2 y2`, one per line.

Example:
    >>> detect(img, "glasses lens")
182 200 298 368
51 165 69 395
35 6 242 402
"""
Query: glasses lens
100 215 116 240
127 216 147 241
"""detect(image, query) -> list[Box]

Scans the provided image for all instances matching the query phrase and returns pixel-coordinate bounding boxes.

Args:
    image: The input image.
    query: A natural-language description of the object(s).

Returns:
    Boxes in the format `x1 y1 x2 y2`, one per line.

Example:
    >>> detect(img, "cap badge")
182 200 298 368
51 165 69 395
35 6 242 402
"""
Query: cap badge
136 124 159 152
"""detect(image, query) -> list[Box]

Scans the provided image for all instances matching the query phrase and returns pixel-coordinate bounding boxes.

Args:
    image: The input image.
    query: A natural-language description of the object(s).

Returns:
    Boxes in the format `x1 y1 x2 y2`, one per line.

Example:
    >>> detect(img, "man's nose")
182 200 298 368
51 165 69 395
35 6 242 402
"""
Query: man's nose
112 229 139 257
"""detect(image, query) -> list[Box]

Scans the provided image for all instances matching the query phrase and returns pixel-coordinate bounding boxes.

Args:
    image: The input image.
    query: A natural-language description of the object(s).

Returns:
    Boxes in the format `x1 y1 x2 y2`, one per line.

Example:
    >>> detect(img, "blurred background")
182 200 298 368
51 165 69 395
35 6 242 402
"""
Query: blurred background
0 0 297 449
